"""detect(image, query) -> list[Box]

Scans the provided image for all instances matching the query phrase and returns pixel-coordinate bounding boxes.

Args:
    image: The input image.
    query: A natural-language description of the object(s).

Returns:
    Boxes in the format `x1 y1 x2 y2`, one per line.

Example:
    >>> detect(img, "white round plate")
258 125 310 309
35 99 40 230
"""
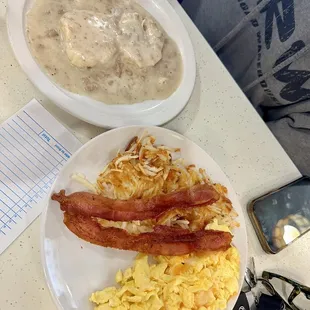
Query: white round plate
41 126 247 310
7 0 196 128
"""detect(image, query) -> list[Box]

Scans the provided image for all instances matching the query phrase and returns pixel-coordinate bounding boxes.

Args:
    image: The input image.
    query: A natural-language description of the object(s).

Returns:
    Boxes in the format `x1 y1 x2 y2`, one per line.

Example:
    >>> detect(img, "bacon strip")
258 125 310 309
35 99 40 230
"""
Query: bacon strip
51 183 219 221
63 213 232 255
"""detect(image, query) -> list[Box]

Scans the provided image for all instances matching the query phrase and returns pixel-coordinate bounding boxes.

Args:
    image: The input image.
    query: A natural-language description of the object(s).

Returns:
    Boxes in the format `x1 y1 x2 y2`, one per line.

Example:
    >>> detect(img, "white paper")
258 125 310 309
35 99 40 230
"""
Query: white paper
0 99 82 254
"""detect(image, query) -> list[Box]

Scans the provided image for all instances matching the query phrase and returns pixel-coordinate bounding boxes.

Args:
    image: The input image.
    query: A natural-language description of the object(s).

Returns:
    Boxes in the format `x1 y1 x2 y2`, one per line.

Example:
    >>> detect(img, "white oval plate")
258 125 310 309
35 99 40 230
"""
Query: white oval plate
7 0 196 128
41 126 247 310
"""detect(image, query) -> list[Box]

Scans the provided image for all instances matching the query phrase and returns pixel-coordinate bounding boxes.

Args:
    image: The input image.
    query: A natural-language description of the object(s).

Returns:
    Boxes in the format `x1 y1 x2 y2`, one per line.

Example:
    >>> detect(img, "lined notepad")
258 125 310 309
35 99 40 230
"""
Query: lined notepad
0 99 82 254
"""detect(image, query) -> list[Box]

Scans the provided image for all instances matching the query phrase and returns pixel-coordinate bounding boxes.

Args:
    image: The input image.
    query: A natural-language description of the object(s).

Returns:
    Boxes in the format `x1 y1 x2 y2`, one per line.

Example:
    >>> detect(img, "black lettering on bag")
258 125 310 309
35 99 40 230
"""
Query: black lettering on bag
274 40 310 102
260 0 295 49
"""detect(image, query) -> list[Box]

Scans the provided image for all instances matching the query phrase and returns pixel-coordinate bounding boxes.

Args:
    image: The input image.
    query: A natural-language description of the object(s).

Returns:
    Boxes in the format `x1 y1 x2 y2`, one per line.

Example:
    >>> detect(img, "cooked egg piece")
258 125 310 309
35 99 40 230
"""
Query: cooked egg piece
205 218 232 234
90 247 240 310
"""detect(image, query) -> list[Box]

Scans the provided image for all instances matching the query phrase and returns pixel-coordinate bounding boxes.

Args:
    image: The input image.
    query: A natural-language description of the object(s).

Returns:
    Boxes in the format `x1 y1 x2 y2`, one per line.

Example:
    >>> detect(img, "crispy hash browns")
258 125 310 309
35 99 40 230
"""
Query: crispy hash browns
72 133 239 233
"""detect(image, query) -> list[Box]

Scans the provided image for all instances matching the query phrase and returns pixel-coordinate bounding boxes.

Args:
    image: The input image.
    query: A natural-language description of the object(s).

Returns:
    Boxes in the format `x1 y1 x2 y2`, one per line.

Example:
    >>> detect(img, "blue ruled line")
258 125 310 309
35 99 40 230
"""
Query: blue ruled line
0 135 47 181
14 117 62 165
1 127 56 178
0 105 74 240
0 191 22 219
0 209 16 225
0 158 42 200
19 117 66 163
23 111 72 155
0 169 37 204
0 141 50 197
0 190 19 206
0 218 11 230
5 124 57 174
0 205 17 224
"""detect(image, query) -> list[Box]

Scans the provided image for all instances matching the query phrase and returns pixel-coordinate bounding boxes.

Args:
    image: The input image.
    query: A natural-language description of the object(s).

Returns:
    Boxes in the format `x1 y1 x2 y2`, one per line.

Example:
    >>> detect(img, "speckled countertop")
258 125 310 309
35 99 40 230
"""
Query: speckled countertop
0 0 308 309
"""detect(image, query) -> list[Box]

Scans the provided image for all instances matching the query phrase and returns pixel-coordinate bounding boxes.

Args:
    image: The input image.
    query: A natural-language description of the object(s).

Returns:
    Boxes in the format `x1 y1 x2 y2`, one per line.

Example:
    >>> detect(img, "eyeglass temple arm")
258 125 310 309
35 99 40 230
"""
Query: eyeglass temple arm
288 287 301 304
262 271 310 297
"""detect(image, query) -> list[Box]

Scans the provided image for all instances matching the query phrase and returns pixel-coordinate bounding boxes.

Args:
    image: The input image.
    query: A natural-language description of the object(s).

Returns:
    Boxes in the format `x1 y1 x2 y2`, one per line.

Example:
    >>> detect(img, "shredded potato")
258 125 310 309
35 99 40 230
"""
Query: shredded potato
72 134 239 233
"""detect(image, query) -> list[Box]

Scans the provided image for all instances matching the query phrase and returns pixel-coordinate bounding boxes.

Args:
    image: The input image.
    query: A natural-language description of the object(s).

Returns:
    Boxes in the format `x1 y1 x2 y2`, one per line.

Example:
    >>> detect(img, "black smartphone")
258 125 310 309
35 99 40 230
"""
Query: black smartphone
248 176 310 254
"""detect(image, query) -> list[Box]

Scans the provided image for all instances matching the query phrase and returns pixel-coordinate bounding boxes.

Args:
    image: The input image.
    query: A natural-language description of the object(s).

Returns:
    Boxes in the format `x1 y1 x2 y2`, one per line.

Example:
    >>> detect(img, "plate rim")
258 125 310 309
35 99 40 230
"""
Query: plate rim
7 0 196 128
40 125 248 310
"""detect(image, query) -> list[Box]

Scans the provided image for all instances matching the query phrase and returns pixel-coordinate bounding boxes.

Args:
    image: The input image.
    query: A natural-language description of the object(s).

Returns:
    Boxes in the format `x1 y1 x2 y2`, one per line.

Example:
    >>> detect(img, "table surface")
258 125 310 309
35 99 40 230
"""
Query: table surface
0 0 307 309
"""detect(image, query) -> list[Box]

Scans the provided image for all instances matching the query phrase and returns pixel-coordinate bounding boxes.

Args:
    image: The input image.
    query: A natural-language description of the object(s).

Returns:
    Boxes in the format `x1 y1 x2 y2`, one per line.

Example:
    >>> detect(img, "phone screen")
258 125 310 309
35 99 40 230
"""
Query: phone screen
252 177 310 253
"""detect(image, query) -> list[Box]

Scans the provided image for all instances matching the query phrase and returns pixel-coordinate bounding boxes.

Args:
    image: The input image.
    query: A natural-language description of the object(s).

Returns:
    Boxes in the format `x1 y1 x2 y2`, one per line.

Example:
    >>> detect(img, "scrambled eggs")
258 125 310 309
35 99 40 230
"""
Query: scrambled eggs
90 247 240 310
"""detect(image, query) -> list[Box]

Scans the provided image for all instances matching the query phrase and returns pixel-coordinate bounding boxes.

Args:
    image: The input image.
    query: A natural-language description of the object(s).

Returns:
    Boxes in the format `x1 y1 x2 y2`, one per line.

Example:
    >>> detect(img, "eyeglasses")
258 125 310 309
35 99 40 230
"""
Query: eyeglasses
242 258 310 310
260 271 310 310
